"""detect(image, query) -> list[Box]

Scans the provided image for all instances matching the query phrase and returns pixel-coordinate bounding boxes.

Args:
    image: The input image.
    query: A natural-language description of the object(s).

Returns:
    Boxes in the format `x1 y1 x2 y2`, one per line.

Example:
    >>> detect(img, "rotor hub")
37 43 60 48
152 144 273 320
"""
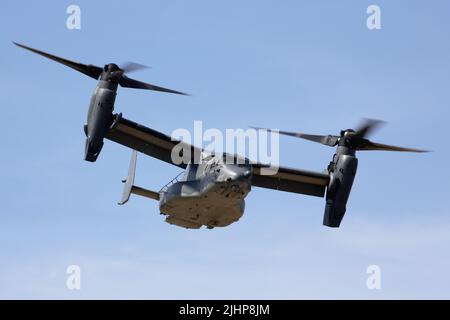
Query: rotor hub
104 63 120 72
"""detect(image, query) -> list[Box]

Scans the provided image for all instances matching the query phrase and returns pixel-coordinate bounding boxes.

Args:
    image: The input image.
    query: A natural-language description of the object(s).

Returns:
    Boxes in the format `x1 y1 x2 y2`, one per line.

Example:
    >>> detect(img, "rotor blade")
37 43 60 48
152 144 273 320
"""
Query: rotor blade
251 127 339 147
121 62 150 74
357 141 429 153
293 133 339 146
119 75 188 95
13 42 103 80
355 119 385 138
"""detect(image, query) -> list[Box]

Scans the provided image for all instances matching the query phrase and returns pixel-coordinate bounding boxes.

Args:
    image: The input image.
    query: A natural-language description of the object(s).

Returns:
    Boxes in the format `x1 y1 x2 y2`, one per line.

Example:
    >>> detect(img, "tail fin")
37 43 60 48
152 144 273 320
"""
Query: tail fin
119 150 159 205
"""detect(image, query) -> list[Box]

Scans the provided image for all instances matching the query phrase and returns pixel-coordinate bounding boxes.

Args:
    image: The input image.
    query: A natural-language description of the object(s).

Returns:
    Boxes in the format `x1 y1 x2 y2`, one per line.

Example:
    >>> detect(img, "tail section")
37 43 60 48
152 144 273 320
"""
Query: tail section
119 150 159 205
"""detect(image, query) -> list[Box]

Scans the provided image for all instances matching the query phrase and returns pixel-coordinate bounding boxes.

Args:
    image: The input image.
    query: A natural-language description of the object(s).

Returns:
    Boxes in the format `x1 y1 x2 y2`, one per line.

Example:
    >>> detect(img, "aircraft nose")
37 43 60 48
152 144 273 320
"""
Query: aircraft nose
243 170 251 178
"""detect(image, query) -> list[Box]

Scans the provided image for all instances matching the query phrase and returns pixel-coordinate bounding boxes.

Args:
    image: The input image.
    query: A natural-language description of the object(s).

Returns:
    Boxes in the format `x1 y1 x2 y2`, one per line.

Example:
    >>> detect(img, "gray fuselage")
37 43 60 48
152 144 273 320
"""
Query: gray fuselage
159 154 252 229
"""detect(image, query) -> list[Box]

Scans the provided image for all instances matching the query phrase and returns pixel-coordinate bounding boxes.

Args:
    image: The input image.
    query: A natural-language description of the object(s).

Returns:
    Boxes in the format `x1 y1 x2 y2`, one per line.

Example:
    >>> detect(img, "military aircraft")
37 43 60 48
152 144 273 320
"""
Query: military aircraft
14 42 428 229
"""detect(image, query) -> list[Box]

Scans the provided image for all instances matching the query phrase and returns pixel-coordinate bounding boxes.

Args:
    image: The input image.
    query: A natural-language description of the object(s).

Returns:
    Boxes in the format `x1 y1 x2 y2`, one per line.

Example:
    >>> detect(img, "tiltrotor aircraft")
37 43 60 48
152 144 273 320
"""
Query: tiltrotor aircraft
14 42 428 229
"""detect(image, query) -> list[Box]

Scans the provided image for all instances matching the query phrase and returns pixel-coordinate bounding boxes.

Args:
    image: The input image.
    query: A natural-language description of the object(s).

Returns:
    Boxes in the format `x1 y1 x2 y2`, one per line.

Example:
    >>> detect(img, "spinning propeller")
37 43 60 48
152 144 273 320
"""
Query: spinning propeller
253 119 428 153
13 42 187 95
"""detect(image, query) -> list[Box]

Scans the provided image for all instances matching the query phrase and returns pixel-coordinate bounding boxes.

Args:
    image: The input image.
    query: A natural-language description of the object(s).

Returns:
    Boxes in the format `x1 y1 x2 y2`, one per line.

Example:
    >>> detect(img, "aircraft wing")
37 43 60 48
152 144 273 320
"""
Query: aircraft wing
105 115 200 169
105 114 329 197
251 164 329 197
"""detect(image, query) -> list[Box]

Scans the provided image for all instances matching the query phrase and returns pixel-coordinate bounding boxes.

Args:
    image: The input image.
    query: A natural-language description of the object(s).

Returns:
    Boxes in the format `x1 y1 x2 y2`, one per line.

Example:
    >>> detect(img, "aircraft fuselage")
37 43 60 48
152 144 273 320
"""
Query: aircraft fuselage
159 154 252 229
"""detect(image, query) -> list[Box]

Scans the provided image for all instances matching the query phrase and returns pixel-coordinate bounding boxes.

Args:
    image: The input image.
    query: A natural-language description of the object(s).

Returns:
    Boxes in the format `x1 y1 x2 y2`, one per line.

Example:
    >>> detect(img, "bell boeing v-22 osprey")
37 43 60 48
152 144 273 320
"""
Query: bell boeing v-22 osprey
14 42 428 229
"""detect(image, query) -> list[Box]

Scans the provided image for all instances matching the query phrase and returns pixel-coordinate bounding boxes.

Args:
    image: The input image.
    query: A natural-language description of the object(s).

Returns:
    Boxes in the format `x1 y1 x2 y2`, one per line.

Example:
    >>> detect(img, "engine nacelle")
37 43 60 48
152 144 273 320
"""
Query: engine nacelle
323 147 358 228
84 80 118 162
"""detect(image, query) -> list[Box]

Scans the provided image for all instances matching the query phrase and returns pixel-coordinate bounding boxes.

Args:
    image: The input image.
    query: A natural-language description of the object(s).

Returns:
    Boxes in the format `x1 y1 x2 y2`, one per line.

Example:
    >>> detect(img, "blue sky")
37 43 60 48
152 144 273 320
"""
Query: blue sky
0 0 449 299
